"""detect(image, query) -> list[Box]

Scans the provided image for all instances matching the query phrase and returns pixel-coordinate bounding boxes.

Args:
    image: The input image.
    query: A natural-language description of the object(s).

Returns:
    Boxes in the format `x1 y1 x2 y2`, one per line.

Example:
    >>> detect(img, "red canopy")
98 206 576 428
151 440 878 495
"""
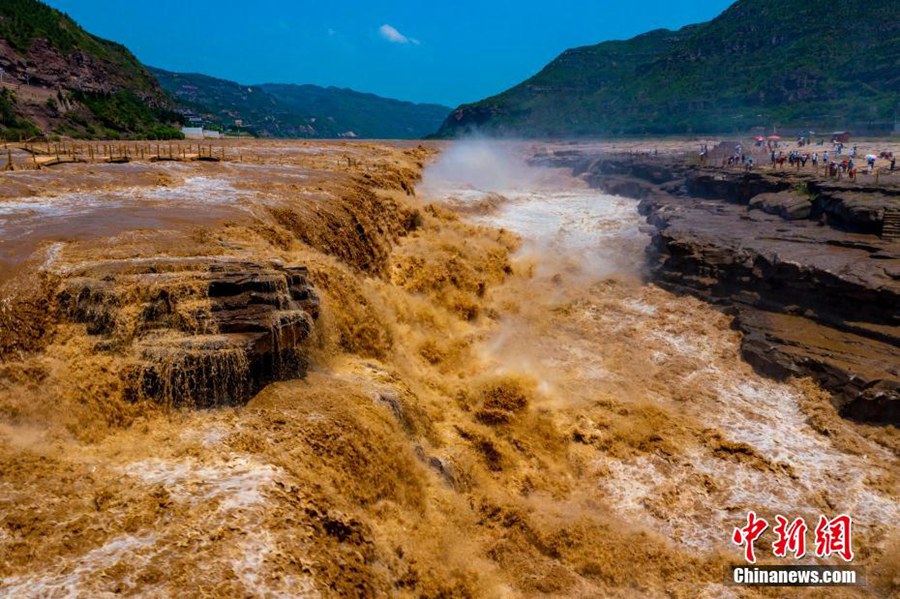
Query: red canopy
754 136 765 141
767 135 782 140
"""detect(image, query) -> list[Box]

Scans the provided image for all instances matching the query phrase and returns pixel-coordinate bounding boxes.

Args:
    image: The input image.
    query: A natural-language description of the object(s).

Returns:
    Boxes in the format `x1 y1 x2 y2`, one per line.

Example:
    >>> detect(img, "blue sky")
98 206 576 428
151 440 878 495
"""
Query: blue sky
44 0 735 107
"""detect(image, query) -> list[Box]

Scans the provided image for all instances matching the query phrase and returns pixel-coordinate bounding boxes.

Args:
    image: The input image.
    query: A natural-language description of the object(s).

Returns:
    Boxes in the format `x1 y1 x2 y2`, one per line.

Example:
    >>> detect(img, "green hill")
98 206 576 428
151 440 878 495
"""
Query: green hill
437 0 900 137
0 0 182 139
151 68 451 139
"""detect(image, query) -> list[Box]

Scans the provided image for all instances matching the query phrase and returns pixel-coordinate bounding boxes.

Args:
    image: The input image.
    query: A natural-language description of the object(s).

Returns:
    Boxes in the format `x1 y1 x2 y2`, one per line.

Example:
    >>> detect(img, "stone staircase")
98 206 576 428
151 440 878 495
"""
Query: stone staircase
883 208 900 241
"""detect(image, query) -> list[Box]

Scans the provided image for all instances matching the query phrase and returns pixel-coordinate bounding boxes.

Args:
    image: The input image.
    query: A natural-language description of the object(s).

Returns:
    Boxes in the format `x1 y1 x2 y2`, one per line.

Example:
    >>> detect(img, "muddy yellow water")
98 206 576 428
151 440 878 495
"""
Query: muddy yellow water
0 140 896 597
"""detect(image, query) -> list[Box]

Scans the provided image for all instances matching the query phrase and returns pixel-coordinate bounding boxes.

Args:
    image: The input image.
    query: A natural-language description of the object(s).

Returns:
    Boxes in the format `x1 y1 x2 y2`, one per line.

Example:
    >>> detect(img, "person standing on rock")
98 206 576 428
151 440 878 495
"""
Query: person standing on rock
892 157 896 172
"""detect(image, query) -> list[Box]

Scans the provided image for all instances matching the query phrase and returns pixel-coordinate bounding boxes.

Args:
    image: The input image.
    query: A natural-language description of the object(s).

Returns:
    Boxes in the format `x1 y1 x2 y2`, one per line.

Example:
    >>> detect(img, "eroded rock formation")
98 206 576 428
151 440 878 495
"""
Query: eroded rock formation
57 258 319 407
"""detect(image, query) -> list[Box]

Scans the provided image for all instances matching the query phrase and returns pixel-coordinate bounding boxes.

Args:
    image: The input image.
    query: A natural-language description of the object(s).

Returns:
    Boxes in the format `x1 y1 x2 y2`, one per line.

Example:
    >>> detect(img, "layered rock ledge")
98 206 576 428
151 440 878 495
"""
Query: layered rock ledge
539 150 900 424
57 258 320 408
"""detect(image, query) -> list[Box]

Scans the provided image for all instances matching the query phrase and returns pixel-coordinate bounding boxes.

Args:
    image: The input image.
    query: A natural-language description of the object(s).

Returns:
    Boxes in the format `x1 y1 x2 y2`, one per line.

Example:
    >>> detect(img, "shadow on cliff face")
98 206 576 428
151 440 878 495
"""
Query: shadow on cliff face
0 141 897 596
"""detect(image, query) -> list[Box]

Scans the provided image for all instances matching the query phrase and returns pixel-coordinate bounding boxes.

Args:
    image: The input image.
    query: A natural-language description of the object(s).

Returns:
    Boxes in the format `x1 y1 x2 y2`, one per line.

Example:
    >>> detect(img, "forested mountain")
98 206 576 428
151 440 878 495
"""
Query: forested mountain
152 68 451 139
437 0 900 137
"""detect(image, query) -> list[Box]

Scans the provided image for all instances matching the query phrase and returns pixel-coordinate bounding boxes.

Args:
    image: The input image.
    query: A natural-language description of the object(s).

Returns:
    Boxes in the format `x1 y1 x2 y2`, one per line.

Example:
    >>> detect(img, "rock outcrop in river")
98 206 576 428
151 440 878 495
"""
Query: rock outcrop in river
57 258 320 407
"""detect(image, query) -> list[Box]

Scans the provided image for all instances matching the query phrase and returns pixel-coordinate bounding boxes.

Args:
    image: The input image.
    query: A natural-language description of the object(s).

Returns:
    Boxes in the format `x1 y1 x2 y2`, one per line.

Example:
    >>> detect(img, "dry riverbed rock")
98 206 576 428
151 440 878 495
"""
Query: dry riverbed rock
748 190 813 220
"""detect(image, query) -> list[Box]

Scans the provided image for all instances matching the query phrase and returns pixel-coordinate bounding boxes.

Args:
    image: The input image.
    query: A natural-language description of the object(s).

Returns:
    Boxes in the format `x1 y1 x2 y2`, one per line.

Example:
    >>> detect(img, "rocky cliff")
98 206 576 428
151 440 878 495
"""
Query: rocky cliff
0 0 181 139
538 150 900 423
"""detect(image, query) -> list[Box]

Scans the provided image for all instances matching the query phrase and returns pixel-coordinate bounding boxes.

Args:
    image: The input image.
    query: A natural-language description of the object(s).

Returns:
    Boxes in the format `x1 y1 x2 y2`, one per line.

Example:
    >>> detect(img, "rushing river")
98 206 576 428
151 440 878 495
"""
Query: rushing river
0 141 895 597
420 140 899 588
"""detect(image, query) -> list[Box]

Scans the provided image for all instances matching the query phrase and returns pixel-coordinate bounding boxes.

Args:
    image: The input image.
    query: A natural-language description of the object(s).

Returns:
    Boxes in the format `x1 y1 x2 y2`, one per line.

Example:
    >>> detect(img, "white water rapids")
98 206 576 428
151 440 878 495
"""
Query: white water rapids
1 140 895 597
422 140 898 560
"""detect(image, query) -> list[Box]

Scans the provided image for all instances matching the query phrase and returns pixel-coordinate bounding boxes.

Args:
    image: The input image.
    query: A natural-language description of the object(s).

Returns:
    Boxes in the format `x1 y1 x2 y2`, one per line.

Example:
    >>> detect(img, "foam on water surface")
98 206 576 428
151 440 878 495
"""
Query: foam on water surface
121 455 280 510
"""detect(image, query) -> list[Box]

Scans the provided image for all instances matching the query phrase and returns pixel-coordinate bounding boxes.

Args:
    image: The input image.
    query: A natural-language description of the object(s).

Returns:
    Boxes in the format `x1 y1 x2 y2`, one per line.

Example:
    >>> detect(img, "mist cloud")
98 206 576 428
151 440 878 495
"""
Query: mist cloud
420 138 544 194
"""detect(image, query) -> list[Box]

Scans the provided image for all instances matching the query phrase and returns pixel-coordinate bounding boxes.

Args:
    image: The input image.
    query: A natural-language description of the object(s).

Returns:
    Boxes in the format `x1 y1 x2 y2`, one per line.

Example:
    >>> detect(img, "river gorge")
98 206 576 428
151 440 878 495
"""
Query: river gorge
0 140 896 597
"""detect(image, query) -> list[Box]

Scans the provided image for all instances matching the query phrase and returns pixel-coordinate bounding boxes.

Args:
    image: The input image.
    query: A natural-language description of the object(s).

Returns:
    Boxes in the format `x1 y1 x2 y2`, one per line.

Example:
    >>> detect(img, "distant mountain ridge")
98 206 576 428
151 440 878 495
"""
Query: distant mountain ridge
151 68 451 139
0 0 450 140
437 0 900 137
0 0 181 139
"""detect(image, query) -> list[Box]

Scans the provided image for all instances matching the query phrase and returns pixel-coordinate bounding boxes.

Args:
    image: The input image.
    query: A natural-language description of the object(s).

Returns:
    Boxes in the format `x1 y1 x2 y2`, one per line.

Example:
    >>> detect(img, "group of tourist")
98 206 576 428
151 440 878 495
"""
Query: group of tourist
770 149 895 179
709 140 896 177
716 144 758 171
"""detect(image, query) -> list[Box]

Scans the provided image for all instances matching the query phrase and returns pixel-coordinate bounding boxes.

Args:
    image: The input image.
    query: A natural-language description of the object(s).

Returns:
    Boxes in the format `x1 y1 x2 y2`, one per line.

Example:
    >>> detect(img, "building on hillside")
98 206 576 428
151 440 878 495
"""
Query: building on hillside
181 127 203 139
181 127 223 139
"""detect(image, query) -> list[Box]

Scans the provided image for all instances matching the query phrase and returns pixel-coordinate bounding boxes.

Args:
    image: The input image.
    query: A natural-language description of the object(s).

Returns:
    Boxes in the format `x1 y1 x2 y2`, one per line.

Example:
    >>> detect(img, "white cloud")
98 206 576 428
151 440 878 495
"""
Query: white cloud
379 24 420 45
